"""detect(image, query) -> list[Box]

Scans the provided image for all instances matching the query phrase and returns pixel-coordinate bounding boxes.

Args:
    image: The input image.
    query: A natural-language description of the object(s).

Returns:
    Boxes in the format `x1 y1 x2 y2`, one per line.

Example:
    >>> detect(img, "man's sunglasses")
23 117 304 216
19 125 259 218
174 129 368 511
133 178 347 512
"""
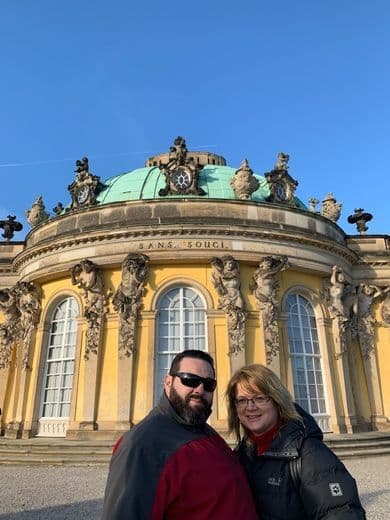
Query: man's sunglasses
170 372 217 392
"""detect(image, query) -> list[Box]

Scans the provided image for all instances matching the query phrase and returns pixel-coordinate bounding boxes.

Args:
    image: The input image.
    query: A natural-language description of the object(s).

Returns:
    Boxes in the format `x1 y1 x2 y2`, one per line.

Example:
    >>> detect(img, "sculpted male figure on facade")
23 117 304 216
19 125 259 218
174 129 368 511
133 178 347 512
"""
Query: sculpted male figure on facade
353 284 388 359
211 256 246 355
0 288 20 368
328 265 355 320
14 281 42 368
113 253 149 357
71 259 108 359
250 255 289 364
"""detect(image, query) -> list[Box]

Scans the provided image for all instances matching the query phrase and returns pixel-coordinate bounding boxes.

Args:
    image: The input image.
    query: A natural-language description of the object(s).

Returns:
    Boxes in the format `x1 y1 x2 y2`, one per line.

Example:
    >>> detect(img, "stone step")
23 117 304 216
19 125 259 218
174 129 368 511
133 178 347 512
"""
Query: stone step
0 455 110 465
331 447 390 459
0 433 390 465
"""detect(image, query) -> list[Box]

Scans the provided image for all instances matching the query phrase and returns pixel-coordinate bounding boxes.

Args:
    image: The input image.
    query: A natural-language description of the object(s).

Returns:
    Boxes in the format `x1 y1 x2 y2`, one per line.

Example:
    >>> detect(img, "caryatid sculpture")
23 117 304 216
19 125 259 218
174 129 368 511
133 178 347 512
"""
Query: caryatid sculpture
0 287 20 369
250 255 289 364
13 281 42 368
112 253 150 357
71 259 109 360
211 256 247 356
353 284 388 359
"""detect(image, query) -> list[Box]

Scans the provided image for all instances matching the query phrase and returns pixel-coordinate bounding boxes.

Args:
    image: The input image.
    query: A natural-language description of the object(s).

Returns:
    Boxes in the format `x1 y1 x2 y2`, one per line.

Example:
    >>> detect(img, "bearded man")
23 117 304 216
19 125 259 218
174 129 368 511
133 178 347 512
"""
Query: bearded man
102 349 257 520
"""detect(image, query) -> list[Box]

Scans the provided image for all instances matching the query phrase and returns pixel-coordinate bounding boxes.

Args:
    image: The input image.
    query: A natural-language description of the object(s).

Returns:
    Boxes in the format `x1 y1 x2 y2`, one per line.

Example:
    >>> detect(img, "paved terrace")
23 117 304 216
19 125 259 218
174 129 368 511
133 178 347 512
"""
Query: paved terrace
0 455 388 519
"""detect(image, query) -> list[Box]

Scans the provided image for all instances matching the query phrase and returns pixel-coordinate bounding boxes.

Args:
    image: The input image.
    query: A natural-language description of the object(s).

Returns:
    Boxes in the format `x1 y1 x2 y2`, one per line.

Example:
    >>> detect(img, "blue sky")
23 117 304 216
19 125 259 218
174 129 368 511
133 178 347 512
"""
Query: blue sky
0 1 389 239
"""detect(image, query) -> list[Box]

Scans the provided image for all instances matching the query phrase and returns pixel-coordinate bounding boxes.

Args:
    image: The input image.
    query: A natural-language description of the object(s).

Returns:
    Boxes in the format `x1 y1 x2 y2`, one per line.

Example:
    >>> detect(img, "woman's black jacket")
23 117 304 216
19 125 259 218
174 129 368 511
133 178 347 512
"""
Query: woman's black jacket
236 408 366 519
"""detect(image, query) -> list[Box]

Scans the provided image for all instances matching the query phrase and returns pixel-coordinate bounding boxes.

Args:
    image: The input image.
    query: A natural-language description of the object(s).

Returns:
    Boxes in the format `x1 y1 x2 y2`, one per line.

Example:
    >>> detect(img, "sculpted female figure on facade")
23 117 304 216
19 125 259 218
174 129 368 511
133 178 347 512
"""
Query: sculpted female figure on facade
211 256 246 355
113 253 150 357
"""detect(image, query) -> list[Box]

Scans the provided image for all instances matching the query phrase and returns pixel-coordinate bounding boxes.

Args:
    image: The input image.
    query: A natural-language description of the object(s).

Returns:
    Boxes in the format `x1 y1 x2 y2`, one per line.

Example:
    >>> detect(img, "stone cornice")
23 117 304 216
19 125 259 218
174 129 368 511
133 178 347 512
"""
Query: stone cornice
12 199 359 278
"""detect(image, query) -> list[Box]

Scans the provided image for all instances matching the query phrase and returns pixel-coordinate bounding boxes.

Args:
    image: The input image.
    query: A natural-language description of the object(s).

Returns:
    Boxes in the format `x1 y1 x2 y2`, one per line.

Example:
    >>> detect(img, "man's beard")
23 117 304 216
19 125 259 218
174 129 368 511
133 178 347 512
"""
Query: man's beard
169 386 212 425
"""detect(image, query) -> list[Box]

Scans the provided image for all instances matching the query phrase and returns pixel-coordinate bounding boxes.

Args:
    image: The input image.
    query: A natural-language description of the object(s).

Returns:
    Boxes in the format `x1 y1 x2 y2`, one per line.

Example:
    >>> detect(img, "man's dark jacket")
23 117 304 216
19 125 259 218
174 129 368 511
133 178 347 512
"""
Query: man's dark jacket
237 407 366 519
102 392 257 520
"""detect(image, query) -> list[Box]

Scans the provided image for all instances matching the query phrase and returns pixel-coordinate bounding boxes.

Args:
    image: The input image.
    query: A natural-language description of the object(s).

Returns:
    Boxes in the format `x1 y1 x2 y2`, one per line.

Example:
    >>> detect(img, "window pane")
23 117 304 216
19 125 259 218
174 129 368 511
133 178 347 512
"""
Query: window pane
40 298 78 420
287 294 328 422
155 287 207 404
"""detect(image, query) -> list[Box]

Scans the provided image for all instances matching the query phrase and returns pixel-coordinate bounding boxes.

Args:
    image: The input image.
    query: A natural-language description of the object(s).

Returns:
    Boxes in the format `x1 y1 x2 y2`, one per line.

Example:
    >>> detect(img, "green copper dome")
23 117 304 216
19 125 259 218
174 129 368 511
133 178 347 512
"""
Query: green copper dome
97 164 305 207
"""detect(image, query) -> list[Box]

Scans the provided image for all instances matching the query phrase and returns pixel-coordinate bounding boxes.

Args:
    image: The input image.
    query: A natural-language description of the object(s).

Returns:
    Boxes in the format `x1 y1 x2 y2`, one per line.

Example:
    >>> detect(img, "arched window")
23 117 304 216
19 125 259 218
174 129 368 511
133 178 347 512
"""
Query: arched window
286 293 329 429
154 287 207 403
38 297 78 437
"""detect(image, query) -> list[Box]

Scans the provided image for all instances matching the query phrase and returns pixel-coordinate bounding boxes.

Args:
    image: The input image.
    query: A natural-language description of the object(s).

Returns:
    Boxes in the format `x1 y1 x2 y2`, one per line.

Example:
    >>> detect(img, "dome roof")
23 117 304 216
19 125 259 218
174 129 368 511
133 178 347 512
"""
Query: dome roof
97 164 306 208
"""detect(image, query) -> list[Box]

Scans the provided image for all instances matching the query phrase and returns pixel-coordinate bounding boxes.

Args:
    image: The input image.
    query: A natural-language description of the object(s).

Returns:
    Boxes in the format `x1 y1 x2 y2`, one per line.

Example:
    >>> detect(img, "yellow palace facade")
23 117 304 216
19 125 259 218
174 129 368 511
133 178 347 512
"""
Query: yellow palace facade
0 138 389 440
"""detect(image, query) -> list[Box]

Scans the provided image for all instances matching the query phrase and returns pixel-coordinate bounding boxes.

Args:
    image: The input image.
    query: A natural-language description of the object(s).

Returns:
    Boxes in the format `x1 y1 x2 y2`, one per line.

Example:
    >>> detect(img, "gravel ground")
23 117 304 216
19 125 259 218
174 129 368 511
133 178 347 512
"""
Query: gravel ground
0 456 388 519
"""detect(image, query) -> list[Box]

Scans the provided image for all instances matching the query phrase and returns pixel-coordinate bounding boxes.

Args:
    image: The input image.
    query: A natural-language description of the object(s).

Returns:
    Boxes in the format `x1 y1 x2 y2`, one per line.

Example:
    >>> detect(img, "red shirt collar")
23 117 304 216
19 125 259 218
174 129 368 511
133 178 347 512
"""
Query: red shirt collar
248 421 281 455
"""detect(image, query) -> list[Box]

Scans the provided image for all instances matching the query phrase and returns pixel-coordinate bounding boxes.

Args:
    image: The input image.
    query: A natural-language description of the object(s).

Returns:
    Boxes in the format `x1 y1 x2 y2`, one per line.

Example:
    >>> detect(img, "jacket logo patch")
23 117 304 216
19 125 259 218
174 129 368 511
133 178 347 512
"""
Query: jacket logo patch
329 483 343 496
267 477 282 486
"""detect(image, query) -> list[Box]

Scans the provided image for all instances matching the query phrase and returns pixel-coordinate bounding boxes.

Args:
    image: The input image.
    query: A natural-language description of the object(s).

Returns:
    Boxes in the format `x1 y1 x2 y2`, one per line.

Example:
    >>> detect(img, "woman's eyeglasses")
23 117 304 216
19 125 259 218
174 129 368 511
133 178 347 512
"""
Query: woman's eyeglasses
235 395 271 409
171 372 217 392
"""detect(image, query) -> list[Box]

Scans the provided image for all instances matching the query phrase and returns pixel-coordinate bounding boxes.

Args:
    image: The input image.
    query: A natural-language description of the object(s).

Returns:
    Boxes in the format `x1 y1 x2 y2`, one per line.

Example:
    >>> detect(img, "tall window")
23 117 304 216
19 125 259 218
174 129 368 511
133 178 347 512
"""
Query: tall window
154 287 207 402
40 298 78 420
286 294 329 428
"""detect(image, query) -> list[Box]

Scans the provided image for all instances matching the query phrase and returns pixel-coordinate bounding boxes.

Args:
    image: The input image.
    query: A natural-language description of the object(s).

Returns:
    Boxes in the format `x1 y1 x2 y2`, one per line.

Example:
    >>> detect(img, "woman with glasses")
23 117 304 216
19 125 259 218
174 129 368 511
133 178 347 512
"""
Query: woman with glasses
226 364 366 519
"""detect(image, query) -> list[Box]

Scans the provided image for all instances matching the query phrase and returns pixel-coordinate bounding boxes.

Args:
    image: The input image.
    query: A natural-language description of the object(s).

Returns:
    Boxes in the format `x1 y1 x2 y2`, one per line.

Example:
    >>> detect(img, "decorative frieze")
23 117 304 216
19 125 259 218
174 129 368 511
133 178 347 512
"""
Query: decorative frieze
211 256 246 356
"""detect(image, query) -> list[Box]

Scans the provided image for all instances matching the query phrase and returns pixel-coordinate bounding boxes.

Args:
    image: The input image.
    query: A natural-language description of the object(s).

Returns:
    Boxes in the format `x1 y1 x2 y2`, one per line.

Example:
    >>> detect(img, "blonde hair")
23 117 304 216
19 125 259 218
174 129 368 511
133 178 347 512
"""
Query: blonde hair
226 364 301 442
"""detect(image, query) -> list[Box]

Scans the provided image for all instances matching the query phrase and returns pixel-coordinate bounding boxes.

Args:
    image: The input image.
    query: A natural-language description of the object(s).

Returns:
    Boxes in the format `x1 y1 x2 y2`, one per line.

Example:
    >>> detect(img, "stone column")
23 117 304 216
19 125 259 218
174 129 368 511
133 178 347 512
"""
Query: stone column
361 351 386 429
331 318 357 433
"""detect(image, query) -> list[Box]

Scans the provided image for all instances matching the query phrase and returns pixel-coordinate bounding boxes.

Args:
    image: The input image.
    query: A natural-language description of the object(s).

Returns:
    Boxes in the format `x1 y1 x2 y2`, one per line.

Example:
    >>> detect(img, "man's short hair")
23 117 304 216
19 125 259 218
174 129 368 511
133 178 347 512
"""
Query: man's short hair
169 349 215 377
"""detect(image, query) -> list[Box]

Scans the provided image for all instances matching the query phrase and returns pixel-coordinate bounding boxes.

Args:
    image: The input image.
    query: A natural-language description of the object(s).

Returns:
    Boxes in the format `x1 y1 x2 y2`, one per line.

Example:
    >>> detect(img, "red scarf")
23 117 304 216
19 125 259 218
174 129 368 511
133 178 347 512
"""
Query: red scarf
249 421 281 455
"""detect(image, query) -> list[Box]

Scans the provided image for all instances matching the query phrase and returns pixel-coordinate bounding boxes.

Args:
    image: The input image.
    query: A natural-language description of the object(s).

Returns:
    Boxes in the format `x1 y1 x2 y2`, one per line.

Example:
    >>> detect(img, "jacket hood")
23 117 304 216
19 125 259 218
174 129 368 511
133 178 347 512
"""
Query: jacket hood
295 404 323 440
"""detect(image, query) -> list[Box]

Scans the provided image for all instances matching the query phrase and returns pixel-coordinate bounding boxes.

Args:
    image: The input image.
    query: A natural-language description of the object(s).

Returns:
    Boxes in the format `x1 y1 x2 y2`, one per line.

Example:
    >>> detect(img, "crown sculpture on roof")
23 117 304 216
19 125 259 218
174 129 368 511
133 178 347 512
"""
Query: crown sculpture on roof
68 157 101 209
265 152 298 205
158 137 206 196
